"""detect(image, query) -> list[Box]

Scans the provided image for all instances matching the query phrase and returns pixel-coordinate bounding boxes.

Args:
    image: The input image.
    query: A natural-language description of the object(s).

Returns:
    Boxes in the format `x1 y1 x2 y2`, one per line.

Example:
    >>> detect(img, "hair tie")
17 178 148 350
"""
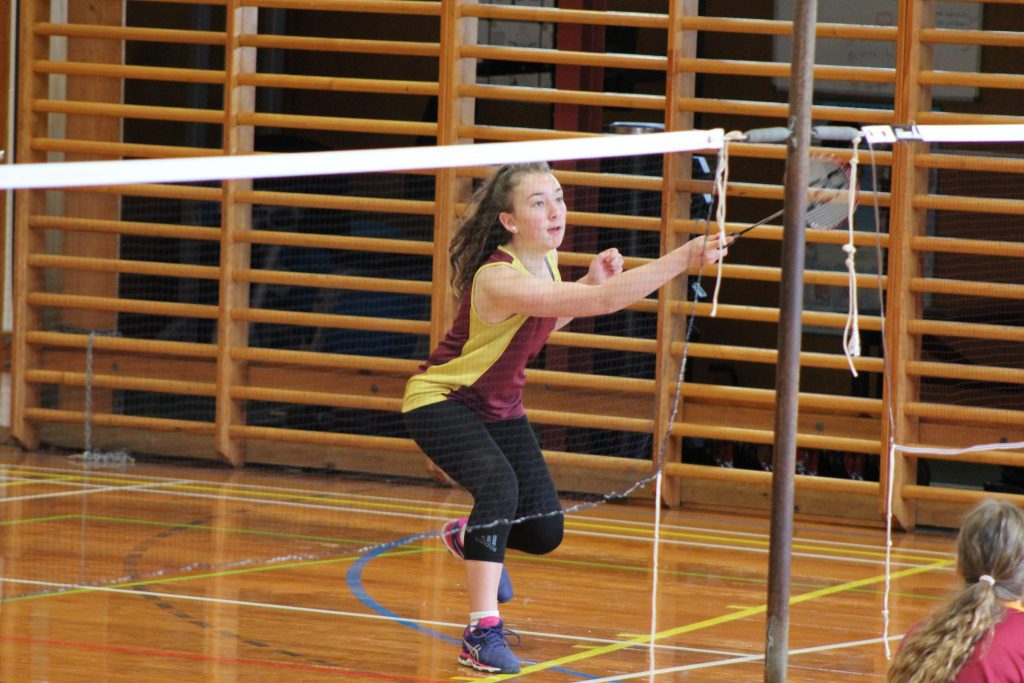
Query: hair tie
978 575 996 586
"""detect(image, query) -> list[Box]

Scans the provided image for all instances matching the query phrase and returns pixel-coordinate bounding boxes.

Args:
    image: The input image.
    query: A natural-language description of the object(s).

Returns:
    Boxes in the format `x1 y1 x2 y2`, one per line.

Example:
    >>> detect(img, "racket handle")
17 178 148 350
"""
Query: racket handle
732 207 784 239
743 127 790 144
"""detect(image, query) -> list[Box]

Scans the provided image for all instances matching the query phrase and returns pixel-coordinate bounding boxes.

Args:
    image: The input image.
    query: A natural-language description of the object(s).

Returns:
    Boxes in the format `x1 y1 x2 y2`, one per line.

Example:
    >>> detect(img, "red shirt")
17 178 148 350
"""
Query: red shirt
957 606 1024 682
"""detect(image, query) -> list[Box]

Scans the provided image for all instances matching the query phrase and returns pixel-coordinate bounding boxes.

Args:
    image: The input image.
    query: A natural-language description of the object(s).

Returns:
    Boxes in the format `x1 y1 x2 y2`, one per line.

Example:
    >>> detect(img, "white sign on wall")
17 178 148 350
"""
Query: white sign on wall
479 0 555 88
773 1 983 101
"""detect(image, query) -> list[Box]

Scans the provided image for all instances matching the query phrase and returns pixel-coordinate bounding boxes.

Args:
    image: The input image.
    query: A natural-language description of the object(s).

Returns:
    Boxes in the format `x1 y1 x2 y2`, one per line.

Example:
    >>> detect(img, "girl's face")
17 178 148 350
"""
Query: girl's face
499 172 566 253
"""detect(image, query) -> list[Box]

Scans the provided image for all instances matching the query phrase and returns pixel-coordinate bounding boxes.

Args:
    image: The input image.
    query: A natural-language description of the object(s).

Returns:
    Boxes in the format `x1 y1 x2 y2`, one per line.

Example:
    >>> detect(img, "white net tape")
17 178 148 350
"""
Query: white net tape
0 129 725 190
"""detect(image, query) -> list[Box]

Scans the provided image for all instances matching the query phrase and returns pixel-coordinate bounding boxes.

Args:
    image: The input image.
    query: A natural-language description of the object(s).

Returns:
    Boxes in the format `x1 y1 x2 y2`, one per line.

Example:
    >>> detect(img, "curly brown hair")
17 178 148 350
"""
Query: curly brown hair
449 162 552 299
887 499 1024 682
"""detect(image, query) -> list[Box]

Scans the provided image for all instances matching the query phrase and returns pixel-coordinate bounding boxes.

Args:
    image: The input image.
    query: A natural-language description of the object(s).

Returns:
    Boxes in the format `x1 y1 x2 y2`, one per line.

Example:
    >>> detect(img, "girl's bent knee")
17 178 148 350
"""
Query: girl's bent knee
514 517 563 555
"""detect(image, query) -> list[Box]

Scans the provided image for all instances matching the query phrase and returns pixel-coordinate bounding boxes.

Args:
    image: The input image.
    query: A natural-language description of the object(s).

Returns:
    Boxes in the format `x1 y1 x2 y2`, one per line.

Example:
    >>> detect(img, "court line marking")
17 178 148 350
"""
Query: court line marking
513 552 944 602
80 513 385 545
570 519 949 562
581 634 905 682
0 464 953 559
0 632 449 682
4 511 946 607
0 575 745 658
344 534 945 682
6 462 950 569
12 481 946 571
0 480 173 504
569 518 950 561
0 484 952 614
568 528 942 569
0 513 81 526
6 475 449 514
345 537 603 681
474 558 953 681
0 524 758 660
0 475 947 569
0 517 946 679
0 464 954 679
0 473 86 488
0 466 461 514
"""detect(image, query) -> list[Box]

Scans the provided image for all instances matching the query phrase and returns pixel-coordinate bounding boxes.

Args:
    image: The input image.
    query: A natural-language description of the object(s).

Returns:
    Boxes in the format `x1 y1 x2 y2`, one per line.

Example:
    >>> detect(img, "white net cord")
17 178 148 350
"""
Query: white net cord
842 134 863 377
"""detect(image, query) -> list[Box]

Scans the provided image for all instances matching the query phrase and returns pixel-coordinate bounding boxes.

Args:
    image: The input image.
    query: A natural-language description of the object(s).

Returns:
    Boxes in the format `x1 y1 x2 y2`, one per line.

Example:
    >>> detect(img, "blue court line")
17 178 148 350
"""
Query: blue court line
345 534 610 681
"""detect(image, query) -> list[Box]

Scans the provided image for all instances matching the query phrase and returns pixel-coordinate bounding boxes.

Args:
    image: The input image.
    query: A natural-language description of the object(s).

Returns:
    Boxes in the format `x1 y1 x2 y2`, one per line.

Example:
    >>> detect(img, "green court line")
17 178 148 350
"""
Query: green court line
0 514 81 527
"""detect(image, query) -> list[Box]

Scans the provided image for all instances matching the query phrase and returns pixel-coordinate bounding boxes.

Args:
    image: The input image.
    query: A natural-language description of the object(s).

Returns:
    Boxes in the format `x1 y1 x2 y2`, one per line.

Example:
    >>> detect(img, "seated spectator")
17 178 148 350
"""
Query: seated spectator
888 499 1024 682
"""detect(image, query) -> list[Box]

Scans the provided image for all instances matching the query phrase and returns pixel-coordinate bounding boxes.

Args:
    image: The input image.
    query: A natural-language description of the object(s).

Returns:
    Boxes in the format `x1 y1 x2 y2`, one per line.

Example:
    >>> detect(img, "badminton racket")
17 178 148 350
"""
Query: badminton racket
731 152 856 240
690 126 861 301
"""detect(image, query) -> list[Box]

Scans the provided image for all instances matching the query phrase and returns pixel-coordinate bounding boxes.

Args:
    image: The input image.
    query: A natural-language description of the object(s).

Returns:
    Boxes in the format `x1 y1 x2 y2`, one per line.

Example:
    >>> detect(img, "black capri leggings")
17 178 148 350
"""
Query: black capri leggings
404 400 564 563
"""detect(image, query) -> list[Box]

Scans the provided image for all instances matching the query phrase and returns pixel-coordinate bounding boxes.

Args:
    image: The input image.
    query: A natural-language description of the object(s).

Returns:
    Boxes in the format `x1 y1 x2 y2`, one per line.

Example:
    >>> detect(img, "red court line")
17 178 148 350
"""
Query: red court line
0 633 448 682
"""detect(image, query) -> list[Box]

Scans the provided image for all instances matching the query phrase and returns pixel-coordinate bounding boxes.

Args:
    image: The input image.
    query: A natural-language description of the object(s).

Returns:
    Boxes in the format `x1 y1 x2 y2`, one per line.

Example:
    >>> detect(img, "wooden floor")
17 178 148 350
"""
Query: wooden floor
0 448 959 682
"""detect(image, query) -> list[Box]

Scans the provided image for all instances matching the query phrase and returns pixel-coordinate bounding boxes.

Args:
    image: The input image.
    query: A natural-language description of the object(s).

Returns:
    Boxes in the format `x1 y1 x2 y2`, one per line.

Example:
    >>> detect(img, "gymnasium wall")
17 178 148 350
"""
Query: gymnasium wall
8 0 1024 528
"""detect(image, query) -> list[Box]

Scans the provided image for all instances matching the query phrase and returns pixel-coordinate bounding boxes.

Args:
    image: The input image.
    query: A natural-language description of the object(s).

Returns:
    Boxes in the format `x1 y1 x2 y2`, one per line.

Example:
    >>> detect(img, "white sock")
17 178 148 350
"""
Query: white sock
470 610 500 626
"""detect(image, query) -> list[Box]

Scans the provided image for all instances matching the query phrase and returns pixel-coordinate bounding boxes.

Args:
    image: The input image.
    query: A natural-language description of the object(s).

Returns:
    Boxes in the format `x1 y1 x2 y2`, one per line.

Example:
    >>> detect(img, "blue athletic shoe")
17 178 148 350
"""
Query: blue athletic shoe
459 617 521 674
441 517 514 603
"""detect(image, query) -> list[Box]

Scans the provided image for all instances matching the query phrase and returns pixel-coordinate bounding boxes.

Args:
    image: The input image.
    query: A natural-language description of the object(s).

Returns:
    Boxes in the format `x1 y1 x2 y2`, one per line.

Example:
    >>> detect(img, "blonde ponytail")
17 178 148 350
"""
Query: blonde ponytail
888 500 1024 682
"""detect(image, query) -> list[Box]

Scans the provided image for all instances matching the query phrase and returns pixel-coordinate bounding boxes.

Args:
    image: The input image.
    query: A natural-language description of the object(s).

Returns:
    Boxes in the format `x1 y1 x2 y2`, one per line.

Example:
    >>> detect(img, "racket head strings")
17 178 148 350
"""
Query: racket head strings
805 154 855 230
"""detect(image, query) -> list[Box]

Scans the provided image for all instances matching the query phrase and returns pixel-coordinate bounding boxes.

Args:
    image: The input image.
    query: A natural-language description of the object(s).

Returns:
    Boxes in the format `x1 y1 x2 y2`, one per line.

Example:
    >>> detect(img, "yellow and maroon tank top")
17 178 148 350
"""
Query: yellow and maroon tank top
402 245 560 422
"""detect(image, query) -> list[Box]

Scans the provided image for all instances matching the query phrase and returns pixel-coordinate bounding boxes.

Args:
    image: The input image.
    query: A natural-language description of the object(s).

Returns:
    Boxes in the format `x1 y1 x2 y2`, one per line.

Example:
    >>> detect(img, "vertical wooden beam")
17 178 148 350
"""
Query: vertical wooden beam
0 0 11 418
57 1 123 424
883 0 933 531
215 0 257 467
62 1 122 335
10 0 50 449
432 0 476 342
423 0 476 484
654 0 699 508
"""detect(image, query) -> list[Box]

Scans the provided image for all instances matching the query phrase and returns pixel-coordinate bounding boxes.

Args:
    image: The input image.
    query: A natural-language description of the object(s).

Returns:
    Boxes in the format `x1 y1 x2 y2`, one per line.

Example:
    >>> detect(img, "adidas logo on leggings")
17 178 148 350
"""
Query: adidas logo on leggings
476 534 498 553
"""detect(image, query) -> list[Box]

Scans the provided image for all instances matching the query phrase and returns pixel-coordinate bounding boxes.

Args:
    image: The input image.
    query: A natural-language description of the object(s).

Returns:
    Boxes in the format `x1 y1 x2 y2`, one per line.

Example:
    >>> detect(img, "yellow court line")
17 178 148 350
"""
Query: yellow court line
2 470 175 488
477 558 954 681
0 475 84 490
136 481 446 514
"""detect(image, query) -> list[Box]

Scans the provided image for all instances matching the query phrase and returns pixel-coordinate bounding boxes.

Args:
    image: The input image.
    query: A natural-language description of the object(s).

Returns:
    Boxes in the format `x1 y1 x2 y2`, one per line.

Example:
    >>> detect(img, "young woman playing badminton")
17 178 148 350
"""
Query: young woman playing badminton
402 161 730 674
887 499 1024 683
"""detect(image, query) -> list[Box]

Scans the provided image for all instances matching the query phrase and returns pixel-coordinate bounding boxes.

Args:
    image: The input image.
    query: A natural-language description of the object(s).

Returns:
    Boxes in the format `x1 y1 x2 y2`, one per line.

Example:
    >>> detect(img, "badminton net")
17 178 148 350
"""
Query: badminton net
4 128 740 598
859 124 1024 656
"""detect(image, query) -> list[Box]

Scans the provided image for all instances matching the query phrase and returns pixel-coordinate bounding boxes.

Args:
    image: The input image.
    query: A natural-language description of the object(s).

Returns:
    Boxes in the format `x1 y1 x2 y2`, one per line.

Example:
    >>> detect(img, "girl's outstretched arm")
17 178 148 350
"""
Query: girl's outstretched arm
476 233 730 324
